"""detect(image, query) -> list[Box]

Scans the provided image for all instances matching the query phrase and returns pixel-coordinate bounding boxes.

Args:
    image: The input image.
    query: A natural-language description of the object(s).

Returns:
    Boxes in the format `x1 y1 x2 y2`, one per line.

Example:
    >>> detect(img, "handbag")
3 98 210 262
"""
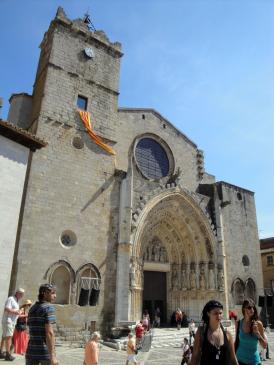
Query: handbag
15 321 27 331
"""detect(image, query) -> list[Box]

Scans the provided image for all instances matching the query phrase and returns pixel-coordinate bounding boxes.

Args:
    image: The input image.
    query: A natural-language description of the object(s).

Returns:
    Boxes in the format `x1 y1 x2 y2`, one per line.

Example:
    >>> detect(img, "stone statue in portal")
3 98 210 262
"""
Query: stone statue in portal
159 247 167 263
172 266 179 289
199 270 206 290
181 266 187 290
129 261 136 287
190 268 196 290
208 267 215 290
217 268 224 291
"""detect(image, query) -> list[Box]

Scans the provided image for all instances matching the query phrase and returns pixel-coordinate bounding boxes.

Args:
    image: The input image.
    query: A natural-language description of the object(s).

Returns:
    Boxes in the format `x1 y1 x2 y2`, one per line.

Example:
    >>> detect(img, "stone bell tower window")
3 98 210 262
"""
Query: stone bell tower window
77 95 88 110
135 137 170 179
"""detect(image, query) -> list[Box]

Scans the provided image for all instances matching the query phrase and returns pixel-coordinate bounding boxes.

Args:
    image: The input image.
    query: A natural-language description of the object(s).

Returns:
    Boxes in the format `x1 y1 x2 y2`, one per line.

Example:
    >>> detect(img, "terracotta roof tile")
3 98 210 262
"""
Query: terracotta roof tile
0 119 47 150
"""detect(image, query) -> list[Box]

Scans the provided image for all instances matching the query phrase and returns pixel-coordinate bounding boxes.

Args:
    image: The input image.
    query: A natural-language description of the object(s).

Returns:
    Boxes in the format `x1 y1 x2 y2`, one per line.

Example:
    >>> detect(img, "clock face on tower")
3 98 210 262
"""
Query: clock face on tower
84 47 95 59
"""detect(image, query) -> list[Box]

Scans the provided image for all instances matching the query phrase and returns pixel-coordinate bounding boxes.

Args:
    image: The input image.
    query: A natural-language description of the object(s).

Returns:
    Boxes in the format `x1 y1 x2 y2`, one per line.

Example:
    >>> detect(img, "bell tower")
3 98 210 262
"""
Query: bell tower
31 7 123 141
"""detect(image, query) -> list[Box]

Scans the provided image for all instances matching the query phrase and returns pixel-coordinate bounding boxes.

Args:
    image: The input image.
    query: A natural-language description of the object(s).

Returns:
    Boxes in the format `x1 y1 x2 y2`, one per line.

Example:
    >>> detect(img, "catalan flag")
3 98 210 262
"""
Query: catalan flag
78 110 116 156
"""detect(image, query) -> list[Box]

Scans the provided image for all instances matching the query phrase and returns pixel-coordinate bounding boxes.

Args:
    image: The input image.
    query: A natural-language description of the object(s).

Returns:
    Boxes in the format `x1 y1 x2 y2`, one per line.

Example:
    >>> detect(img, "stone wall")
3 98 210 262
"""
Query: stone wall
219 182 264 309
0 136 29 334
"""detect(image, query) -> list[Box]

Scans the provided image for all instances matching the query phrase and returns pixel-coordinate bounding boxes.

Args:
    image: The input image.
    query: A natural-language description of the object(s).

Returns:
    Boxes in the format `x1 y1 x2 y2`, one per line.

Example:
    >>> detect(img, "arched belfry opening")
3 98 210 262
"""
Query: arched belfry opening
130 189 224 322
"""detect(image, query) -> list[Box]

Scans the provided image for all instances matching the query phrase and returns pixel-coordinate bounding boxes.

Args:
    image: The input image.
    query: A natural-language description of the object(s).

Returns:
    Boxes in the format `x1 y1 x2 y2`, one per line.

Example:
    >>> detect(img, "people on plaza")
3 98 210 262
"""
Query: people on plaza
175 308 183 330
188 319 196 345
259 328 267 361
0 287 25 361
84 331 101 365
265 326 271 360
13 299 32 355
229 309 238 323
181 337 191 365
26 283 59 365
142 310 150 331
126 333 137 365
153 307 161 328
235 298 267 365
189 300 239 365
135 320 144 349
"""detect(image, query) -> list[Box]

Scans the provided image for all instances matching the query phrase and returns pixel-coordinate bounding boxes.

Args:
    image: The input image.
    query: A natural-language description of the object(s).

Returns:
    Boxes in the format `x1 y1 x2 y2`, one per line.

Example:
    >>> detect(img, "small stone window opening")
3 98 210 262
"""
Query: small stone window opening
77 95 88 110
237 192 242 201
142 114 145 120
60 230 77 248
242 255 250 267
267 255 273 266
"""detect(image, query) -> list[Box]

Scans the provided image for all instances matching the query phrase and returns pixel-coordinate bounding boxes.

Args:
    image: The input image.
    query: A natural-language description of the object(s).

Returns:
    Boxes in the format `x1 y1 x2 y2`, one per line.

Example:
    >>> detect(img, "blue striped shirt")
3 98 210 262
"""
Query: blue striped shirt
26 301 56 360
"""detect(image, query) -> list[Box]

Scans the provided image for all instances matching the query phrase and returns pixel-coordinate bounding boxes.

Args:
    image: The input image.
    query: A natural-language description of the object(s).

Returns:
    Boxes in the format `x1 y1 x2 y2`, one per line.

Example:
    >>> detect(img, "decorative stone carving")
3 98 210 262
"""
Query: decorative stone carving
159 246 167 262
171 264 179 289
199 263 206 290
129 261 136 288
181 263 187 290
143 239 168 263
217 268 224 291
130 257 143 289
208 264 215 290
190 266 196 290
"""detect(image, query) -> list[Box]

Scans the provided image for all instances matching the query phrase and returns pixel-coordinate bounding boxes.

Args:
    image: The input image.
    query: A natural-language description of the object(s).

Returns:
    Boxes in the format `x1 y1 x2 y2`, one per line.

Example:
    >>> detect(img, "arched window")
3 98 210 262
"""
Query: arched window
51 265 71 304
232 278 245 305
245 278 256 301
76 264 101 306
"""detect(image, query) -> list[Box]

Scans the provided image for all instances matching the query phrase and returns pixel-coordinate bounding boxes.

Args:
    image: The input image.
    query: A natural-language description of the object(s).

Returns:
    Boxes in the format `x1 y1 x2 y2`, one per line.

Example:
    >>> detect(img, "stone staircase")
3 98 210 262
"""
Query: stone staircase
150 327 189 348
54 324 89 347
150 323 236 349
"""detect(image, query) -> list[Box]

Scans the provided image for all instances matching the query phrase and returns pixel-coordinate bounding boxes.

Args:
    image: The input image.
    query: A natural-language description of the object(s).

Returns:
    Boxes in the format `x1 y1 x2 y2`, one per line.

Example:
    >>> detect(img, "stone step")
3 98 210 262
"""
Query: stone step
150 326 236 348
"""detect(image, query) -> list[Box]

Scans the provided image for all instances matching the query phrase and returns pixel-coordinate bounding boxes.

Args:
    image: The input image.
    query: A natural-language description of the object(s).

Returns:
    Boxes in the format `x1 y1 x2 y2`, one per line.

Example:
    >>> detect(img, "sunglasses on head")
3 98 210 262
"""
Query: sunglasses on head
245 305 254 310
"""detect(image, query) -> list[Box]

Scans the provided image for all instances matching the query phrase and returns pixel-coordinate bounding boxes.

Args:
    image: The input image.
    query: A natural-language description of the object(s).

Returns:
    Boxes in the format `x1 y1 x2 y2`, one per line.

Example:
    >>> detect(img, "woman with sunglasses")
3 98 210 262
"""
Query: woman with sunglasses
235 298 267 365
190 300 238 365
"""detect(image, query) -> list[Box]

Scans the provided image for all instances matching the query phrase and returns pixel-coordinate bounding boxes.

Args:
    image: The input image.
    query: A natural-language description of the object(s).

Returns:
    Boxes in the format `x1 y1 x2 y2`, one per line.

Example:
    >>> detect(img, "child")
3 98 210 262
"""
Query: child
126 333 137 365
181 337 190 365
84 332 101 365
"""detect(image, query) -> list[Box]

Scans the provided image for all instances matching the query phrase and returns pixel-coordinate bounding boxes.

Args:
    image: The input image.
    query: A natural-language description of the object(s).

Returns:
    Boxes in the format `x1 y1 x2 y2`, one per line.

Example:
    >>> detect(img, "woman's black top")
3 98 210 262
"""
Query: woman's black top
200 325 230 365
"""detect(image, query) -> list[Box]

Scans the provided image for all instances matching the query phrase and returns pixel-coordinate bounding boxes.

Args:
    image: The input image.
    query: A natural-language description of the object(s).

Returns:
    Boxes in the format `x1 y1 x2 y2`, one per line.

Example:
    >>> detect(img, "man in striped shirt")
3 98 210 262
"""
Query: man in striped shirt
26 284 59 365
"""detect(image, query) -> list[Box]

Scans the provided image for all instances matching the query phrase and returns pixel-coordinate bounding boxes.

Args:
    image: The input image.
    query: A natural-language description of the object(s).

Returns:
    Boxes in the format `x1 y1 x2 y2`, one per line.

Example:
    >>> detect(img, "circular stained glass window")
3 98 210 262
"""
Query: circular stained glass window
135 138 170 179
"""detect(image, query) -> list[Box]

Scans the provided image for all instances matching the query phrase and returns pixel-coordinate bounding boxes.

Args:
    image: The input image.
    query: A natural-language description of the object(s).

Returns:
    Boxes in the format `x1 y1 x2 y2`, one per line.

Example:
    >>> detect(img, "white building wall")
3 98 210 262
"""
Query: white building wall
0 135 29 331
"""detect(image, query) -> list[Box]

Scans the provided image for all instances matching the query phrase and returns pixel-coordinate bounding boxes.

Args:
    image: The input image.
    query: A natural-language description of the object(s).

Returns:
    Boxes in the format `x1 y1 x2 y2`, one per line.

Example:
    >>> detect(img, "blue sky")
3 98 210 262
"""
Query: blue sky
0 0 273 238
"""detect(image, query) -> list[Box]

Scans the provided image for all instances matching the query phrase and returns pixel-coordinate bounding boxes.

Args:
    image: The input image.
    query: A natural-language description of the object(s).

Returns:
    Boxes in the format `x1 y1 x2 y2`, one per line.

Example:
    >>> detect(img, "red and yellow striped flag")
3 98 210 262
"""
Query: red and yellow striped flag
78 110 116 156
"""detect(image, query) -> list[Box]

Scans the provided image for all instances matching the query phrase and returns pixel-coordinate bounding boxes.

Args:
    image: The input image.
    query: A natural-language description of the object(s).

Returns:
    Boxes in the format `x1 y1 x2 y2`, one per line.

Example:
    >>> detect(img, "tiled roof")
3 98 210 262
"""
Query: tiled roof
260 237 274 250
0 119 47 150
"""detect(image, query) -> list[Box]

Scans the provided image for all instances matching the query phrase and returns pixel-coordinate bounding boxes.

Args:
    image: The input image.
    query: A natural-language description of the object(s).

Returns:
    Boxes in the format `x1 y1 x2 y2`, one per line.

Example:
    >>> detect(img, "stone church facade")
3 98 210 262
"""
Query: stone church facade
7 8 263 333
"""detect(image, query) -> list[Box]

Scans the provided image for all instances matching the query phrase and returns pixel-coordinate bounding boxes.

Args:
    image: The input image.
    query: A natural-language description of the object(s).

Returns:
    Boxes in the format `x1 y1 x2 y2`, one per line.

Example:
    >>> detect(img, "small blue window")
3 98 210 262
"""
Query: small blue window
135 138 169 179
77 95 88 110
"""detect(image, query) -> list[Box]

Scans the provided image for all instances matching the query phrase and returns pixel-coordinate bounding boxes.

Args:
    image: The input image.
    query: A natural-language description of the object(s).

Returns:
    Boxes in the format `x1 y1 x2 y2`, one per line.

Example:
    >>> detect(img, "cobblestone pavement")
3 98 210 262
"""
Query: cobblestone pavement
7 330 274 365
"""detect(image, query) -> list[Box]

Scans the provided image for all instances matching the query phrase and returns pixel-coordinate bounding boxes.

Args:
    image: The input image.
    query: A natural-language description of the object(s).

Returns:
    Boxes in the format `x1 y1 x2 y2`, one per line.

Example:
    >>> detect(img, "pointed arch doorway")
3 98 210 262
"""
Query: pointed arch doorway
130 189 224 323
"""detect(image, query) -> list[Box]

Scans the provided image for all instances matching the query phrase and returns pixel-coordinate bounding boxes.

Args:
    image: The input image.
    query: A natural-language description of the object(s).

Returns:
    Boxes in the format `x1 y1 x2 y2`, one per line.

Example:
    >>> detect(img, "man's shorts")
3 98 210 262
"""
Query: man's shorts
127 354 137 362
1 321 15 337
25 360 51 365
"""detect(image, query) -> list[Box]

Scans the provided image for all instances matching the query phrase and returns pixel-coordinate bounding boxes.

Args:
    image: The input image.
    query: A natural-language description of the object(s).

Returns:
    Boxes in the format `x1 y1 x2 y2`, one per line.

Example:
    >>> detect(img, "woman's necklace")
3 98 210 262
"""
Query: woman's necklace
208 326 222 360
